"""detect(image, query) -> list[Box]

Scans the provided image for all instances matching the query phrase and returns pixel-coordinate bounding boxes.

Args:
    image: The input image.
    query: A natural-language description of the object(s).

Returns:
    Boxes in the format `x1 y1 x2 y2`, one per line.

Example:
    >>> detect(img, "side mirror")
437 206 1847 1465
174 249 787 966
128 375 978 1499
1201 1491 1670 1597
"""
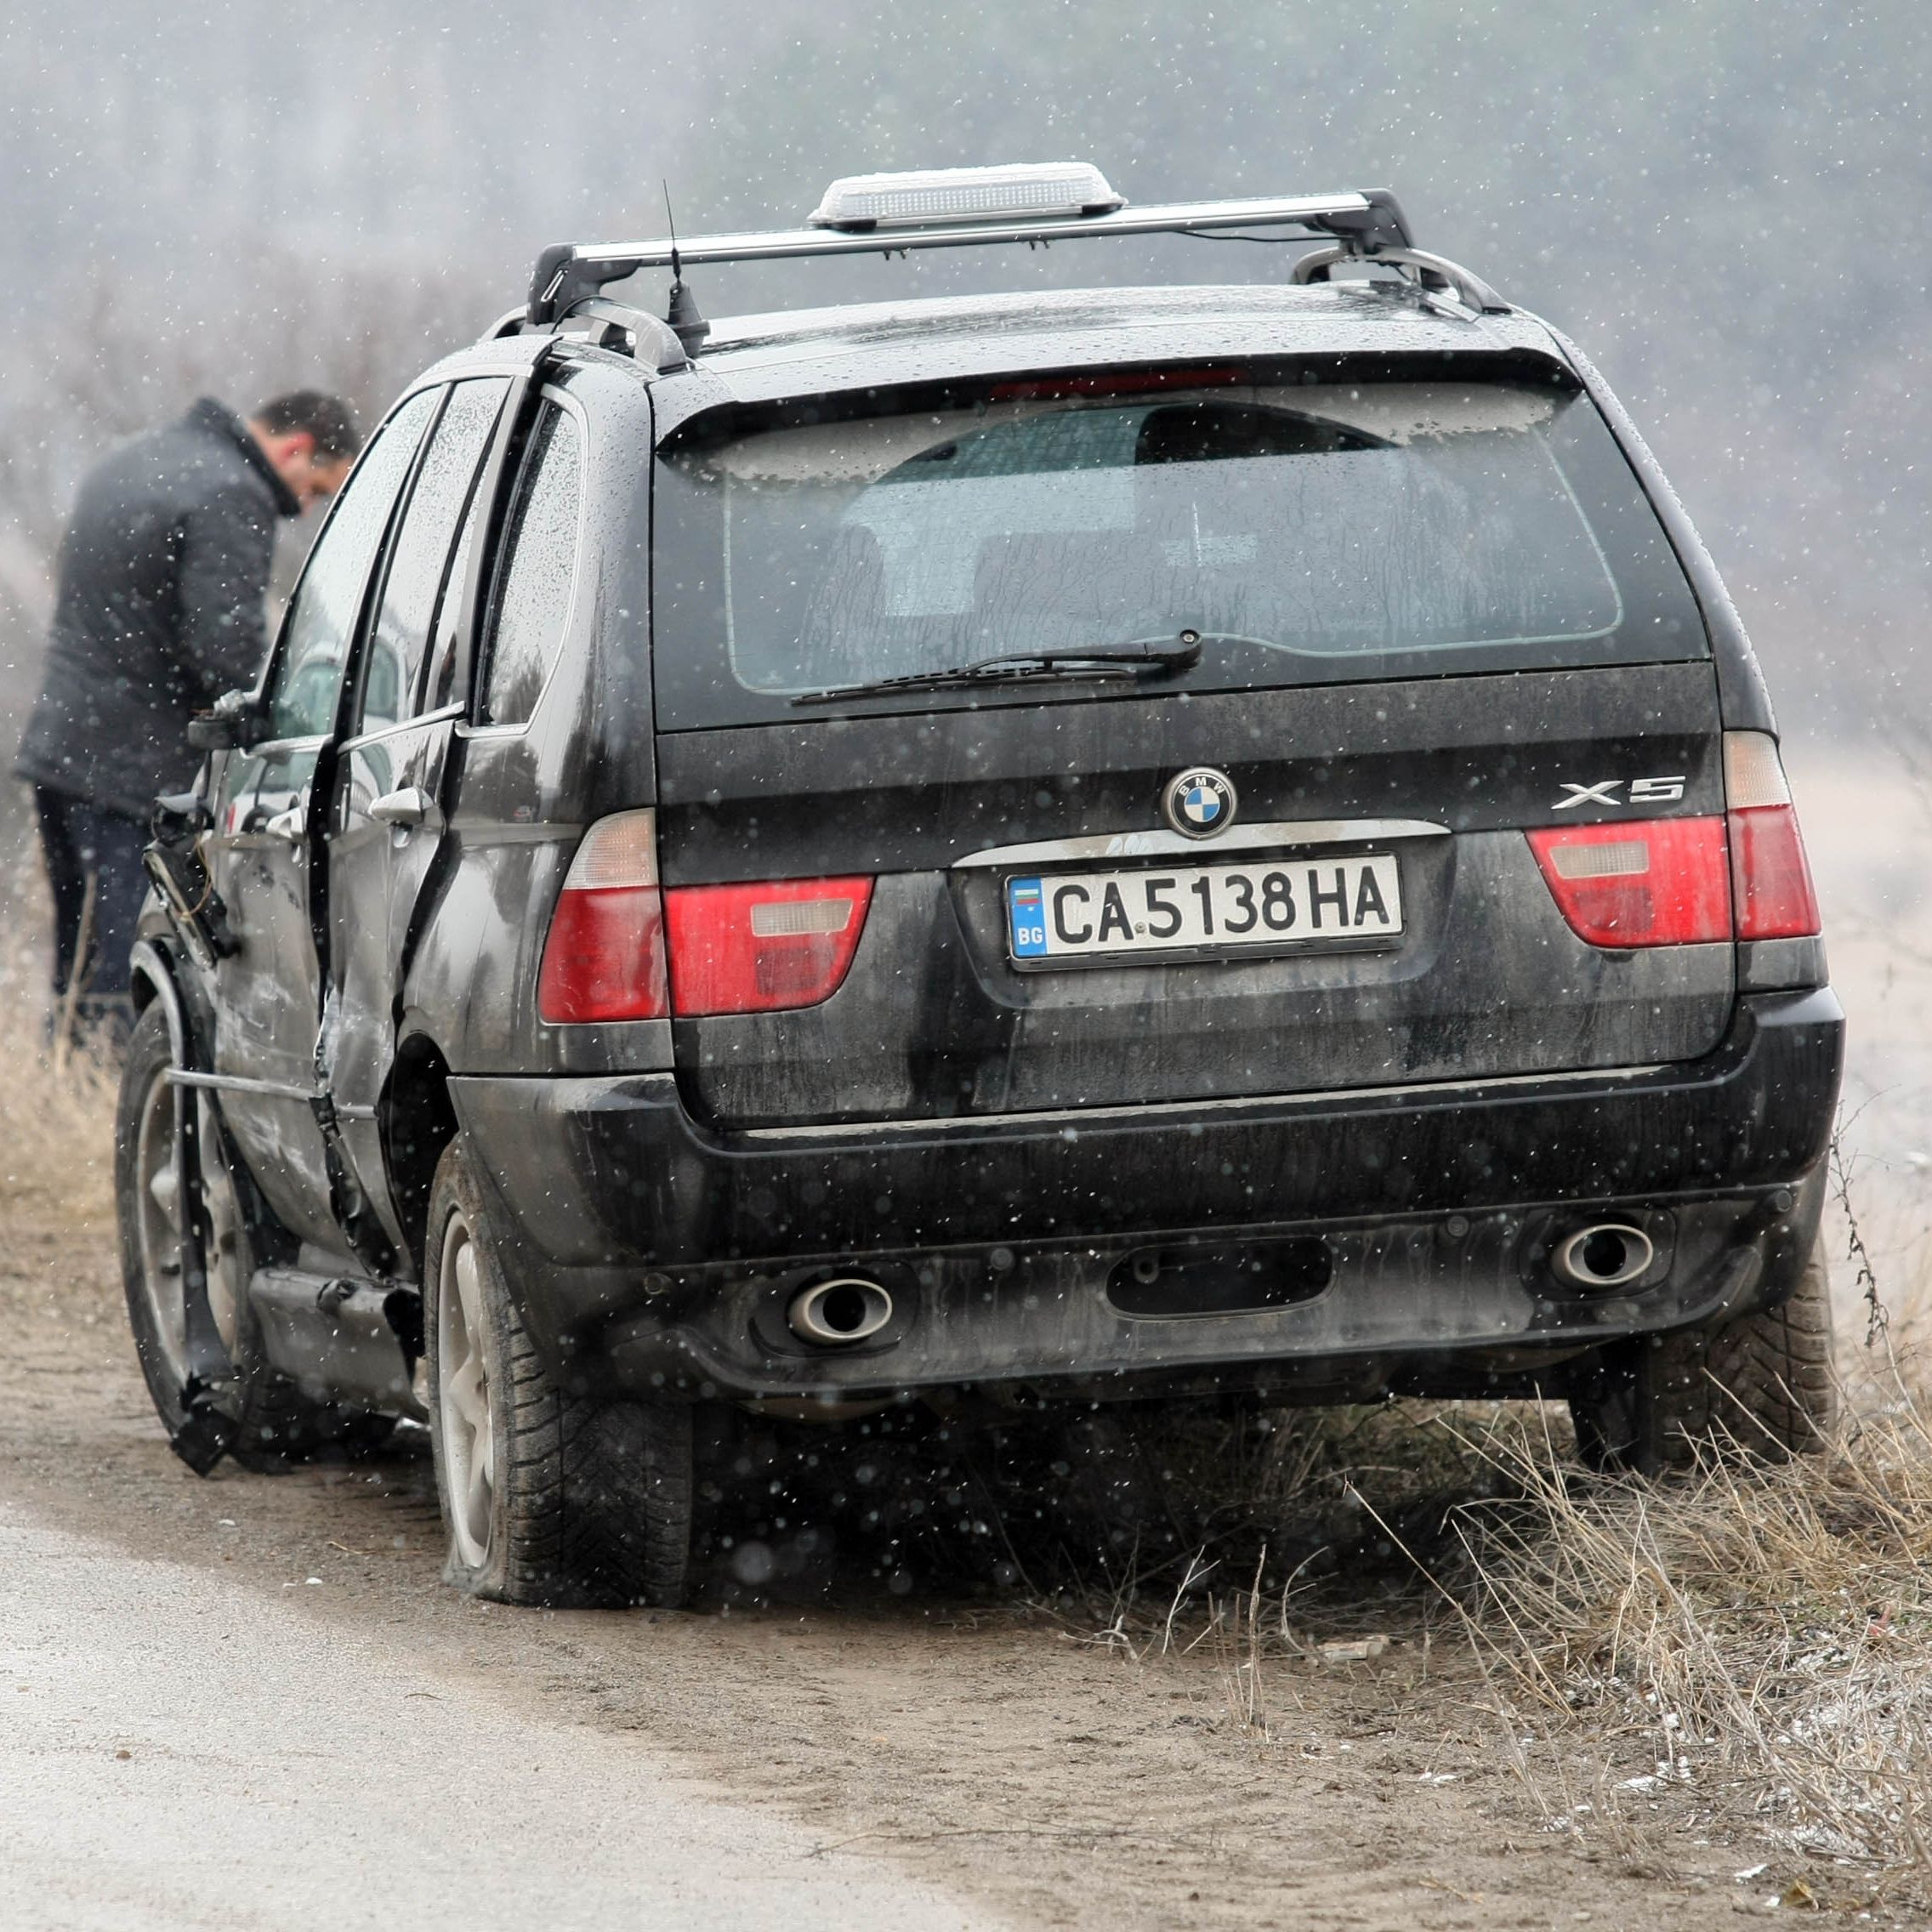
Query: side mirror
187 689 268 752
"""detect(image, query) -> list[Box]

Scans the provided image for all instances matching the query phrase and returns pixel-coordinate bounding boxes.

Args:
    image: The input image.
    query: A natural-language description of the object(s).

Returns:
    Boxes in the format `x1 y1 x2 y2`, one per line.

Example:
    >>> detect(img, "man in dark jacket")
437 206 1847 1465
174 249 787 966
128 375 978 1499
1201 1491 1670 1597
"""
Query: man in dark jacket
16 391 360 1031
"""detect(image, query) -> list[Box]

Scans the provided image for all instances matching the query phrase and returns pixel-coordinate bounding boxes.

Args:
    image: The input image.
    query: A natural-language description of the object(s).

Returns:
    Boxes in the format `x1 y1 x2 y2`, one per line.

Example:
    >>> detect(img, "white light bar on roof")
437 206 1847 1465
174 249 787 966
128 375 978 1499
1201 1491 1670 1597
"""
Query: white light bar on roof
810 162 1124 231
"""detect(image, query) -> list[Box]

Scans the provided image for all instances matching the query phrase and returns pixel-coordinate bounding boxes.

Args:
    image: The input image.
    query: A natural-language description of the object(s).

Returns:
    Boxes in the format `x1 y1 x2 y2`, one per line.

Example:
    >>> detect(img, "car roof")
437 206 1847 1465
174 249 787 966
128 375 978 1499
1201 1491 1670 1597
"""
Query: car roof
685 281 1566 406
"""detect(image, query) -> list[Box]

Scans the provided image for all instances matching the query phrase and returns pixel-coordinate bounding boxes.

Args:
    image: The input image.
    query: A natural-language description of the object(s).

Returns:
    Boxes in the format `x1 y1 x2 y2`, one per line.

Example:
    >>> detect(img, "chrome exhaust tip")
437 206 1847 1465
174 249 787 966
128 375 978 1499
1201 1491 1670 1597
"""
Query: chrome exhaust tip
1551 1223 1655 1291
787 1276 895 1346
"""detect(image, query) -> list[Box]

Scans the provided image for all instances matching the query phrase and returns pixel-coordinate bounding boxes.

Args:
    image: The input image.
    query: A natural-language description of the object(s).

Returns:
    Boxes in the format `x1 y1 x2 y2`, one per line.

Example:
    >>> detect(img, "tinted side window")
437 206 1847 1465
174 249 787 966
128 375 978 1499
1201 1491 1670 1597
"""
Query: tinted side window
270 386 436 737
480 406 582 725
268 389 437 741
357 378 509 734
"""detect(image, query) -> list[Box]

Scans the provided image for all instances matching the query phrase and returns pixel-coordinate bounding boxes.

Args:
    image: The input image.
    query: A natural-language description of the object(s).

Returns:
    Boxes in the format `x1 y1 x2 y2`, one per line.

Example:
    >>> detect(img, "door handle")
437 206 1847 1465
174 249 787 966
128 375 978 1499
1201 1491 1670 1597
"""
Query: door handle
368 786 434 829
263 807 306 845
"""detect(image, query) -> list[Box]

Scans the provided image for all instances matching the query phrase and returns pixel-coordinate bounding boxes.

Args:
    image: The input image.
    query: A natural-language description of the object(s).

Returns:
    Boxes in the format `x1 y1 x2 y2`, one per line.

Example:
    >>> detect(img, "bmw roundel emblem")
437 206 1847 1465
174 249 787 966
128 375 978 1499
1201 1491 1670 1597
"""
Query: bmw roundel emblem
1162 766 1237 838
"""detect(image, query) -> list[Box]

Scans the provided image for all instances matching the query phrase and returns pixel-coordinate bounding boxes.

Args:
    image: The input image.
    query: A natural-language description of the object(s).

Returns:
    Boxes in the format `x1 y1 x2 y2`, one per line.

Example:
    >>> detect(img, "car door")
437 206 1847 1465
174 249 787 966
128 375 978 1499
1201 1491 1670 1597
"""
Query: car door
205 388 439 1254
325 376 513 1253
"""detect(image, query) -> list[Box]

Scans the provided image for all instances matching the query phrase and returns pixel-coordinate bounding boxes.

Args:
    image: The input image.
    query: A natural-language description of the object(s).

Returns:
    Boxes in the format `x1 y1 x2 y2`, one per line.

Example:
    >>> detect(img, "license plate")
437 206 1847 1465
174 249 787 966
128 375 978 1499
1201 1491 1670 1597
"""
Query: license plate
1006 854 1403 964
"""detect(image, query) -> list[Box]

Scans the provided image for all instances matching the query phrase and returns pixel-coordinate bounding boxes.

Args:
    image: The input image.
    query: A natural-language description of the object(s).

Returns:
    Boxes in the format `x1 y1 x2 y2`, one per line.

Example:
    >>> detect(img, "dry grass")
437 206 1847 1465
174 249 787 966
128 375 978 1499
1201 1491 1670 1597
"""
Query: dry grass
1444 1400 1932 1868
0 947 117 1242
0 905 124 1349
1419 1173 1932 1894
1037 1175 1932 1906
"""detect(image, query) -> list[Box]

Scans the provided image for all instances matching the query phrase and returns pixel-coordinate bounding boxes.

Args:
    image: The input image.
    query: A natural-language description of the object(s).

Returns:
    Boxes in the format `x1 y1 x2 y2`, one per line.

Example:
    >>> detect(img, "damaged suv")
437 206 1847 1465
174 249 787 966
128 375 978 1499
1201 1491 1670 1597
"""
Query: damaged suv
118 163 1843 1608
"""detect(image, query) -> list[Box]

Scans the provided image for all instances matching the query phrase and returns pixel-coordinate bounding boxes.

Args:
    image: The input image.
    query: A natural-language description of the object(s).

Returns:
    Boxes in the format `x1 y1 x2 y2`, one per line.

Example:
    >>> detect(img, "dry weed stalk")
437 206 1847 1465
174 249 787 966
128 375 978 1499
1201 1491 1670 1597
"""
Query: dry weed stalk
1209 1547 1274 1736
1832 1120 1891 1349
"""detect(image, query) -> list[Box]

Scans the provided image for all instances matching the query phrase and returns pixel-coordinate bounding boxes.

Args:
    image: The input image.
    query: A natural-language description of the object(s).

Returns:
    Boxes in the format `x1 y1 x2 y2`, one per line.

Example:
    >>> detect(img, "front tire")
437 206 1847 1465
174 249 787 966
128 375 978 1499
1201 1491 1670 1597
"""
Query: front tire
1568 1232 1837 1474
115 1001 372 1472
425 1137 692 1607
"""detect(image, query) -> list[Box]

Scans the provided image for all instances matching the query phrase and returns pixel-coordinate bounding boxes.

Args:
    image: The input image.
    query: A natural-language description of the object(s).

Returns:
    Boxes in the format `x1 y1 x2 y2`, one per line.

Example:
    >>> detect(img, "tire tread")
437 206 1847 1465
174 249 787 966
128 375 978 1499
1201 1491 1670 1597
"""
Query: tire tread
428 1139 690 1609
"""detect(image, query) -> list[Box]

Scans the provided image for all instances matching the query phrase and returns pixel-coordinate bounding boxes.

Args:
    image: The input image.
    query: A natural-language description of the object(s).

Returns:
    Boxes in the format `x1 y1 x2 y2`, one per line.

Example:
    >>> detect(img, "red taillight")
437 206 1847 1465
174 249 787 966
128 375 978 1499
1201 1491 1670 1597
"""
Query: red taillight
1528 817 1732 947
663 878 873 1016
537 811 668 1023
1729 808 1820 938
1527 736 1821 951
1724 732 1821 940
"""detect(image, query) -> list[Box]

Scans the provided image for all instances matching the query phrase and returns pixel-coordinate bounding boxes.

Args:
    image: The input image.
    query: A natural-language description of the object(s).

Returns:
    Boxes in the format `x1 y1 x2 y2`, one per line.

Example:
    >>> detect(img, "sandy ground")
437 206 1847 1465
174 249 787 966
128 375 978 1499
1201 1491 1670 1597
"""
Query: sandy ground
1 748 1923 1929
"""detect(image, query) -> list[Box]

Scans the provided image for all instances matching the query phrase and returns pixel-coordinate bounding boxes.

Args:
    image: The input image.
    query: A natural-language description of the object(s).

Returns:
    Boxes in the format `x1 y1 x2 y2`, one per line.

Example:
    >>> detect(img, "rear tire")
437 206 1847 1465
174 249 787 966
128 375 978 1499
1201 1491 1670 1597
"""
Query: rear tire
424 1136 692 1607
1568 1233 1836 1474
115 1001 378 1472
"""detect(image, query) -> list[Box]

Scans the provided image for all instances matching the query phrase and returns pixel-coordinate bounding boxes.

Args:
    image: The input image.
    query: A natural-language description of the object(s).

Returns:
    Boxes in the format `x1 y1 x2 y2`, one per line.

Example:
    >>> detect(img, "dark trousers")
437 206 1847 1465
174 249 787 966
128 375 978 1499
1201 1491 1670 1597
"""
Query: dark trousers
34 786 150 1015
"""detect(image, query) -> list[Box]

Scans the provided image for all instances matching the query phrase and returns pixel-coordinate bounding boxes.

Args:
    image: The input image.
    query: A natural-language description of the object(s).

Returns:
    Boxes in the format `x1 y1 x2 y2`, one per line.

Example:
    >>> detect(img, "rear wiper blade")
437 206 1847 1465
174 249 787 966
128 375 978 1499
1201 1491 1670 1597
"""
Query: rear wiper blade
791 634 1203 707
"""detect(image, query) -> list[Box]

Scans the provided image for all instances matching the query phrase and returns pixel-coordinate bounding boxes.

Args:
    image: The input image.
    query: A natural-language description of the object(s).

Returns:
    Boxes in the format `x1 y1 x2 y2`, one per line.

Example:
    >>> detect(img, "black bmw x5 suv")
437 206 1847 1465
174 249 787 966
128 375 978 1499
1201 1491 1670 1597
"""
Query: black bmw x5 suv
118 166 1843 1607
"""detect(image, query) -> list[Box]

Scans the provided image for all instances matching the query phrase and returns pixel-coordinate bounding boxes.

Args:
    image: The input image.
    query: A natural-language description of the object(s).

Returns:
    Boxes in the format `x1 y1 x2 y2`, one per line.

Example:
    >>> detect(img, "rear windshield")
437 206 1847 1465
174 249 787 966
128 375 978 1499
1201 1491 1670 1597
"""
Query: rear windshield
652 364 1707 726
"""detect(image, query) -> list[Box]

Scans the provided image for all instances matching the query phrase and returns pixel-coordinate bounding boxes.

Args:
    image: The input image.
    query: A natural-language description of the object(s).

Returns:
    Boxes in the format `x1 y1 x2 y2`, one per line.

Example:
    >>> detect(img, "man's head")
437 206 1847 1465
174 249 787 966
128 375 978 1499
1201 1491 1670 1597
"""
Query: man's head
247 391 361 511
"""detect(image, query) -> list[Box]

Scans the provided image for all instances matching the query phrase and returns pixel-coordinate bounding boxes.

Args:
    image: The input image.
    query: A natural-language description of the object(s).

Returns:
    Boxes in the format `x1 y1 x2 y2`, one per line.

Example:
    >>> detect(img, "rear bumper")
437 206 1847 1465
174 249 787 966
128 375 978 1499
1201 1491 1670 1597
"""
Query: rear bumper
450 987 1843 1400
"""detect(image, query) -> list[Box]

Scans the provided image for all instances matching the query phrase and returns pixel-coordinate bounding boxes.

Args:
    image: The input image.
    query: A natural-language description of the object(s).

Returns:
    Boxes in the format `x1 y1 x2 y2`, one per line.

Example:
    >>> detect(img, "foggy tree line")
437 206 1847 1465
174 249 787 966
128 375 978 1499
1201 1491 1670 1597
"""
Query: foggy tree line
1 0 1925 731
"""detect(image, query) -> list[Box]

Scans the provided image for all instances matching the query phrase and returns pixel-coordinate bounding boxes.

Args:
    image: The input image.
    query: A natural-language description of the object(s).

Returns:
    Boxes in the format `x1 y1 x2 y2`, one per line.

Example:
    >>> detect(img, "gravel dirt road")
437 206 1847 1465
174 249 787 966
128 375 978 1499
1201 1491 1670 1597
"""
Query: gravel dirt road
0 1221 1777 1932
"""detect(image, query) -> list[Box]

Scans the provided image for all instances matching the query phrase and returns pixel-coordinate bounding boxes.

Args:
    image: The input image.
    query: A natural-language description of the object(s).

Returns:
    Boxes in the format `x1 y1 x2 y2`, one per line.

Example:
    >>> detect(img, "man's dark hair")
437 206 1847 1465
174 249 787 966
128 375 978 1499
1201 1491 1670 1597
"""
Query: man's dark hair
252 390 361 462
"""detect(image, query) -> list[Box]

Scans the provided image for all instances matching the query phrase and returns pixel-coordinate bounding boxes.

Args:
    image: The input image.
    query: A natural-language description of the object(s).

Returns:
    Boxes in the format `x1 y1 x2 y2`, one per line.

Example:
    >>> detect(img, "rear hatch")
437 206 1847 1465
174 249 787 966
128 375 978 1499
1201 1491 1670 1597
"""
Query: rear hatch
650 355 1730 1128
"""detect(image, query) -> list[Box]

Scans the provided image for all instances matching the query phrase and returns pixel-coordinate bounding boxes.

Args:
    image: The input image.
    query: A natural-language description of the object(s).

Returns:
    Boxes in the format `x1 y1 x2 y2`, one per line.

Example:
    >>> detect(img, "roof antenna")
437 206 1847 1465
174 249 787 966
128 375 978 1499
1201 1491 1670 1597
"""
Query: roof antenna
662 181 709 353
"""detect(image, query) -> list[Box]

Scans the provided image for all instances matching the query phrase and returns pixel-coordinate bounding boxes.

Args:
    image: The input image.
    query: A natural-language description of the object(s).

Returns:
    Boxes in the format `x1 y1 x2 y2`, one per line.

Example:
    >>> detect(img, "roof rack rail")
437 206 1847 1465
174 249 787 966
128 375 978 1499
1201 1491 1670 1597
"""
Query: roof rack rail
524 185 1418 327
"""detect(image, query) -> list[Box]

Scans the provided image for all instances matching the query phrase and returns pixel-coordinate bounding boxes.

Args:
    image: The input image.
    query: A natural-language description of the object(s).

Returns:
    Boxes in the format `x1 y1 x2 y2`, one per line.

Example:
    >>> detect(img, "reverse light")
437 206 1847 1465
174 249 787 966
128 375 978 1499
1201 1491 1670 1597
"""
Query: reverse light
537 811 668 1023
663 878 874 1017
1724 731 1821 940
1528 817 1732 947
809 162 1124 231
